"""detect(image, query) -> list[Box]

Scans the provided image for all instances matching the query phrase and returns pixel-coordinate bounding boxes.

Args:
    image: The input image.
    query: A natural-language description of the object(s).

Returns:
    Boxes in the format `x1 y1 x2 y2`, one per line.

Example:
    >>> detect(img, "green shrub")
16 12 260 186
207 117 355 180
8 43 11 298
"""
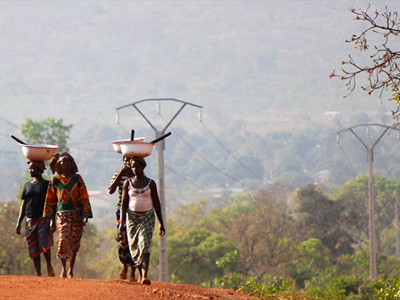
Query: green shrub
373 277 400 300
238 276 297 299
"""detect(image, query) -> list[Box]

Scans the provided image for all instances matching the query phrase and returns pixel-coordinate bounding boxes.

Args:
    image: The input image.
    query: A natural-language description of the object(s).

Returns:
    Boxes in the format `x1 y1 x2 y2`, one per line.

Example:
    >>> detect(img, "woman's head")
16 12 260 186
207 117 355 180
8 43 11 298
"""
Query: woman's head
123 156 130 168
27 160 45 177
27 160 46 173
49 152 78 175
130 157 146 176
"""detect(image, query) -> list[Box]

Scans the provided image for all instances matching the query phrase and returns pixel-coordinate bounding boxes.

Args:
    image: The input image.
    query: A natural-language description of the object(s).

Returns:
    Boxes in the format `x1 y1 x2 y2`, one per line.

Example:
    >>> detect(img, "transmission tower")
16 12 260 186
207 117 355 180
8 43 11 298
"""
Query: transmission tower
337 123 400 281
116 98 202 282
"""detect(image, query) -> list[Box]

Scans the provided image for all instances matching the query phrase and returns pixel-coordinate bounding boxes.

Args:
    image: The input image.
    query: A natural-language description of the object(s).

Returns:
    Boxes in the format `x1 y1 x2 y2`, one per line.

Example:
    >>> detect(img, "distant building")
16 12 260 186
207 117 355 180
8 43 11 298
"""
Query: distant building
313 169 329 184
324 111 340 119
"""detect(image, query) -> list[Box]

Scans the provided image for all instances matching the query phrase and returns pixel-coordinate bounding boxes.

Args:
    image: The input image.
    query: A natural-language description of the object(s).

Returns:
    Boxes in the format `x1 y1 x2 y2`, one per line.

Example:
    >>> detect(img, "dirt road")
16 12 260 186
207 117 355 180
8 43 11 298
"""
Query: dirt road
0 275 251 300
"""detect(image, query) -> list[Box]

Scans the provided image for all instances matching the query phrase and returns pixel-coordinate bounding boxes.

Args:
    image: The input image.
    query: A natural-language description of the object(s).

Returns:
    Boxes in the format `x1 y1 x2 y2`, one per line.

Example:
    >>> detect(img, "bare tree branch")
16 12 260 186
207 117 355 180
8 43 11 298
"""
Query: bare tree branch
331 5 400 123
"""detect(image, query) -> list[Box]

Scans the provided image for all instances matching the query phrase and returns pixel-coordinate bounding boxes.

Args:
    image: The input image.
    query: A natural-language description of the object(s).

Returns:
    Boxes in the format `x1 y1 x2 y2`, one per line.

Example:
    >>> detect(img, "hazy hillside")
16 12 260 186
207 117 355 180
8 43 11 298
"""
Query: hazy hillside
0 1 399 205
0 1 395 123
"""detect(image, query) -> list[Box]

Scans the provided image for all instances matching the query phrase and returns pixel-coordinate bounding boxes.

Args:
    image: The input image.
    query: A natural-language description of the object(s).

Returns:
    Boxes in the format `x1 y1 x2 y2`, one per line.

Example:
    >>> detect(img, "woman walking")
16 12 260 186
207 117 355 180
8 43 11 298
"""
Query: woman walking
43 152 93 278
15 160 55 277
108 155 136 281
119 157 165 285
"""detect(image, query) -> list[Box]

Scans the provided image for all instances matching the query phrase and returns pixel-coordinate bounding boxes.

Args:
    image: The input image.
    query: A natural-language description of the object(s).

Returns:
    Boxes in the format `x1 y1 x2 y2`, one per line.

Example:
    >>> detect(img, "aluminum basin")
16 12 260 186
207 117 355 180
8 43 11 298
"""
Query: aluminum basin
21 144 58 161
120 142 153 158
111 138 145 154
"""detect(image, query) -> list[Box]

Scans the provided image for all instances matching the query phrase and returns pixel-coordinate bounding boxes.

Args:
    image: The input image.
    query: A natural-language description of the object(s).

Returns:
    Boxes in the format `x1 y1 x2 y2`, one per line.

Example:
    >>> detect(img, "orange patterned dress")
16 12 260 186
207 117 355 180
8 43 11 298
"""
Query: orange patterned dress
43 174 93 259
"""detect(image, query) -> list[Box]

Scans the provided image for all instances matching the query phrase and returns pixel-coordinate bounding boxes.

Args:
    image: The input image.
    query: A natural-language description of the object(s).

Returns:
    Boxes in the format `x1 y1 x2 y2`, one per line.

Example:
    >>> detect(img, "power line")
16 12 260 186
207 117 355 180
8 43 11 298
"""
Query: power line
339 130 400 234
117 122 130 135
67 145 114 152
337 123 400 281
337 140 360 176
376 194 399 230
366 132 396 179
201 121 266 182
68 133 121 146
143 140 214 193
0 133 14 139
373 146 395 179
116 98 203 283
159 114 257 190
164 163 214 193
0 116 20 129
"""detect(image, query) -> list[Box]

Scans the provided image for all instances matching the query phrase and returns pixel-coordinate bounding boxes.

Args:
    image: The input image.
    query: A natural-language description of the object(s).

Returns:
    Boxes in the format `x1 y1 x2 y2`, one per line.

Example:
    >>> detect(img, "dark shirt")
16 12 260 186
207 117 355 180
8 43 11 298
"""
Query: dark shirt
21 180 49 218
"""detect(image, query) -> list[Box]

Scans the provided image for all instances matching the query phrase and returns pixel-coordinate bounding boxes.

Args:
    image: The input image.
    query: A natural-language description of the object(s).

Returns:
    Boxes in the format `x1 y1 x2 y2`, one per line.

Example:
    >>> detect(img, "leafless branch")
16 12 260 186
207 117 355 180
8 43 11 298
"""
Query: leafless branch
331 5 400 123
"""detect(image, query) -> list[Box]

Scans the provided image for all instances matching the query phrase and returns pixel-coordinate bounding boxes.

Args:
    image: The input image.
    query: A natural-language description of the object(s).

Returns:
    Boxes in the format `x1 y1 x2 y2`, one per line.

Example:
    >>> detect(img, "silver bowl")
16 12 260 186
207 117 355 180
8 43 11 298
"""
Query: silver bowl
111 138 145 154
21 144 58 161
120 142 154 158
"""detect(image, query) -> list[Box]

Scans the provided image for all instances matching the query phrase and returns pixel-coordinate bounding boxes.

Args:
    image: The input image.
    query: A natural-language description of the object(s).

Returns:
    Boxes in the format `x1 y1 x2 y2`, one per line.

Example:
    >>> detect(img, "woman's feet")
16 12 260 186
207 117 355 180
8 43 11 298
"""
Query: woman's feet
129 267 137 282
59 267 73 278
47 265 55 277
119 265 128 280
141 278 151 285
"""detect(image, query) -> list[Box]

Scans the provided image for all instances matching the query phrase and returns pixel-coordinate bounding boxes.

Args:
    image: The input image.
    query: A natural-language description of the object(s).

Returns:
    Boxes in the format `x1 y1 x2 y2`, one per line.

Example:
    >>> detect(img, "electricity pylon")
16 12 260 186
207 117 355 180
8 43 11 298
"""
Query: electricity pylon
337 123 400 281
116 98 202 282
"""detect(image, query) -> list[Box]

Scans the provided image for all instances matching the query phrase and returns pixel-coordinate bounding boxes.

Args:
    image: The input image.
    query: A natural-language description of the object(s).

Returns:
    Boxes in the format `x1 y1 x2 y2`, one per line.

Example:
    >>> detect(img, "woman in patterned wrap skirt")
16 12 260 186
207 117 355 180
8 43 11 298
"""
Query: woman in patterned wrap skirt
119 157 165 285
43 152 93 278
15 160 55 277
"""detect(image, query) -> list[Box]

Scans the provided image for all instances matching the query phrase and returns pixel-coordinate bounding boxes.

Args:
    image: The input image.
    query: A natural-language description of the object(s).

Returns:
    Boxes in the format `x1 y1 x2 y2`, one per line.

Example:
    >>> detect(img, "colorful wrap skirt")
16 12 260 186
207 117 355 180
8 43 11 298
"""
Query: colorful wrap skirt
56 210 85 260
116 210 134 266
126 209 155 265
25 217 53 259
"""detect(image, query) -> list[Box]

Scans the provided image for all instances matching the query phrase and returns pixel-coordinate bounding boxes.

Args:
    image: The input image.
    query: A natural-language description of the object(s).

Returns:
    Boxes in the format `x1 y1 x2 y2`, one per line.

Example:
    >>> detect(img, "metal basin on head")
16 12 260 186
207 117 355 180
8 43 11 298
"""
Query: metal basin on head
21 144 58 161
111 138 145 154
120 142 154 158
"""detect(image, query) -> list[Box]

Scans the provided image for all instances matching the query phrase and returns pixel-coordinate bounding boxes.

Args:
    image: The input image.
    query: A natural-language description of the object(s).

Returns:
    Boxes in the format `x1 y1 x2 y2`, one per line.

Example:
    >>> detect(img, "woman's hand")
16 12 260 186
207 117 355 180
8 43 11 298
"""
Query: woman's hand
83 216 89 226
49 219 57 233
15 223 21 235
116 223 125 241
159 224 166 237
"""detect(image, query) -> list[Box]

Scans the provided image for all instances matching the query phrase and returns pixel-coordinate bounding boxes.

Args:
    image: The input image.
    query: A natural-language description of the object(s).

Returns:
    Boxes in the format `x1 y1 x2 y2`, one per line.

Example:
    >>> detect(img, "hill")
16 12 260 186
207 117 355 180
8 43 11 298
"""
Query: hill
0 1 395 126
1 1 399 203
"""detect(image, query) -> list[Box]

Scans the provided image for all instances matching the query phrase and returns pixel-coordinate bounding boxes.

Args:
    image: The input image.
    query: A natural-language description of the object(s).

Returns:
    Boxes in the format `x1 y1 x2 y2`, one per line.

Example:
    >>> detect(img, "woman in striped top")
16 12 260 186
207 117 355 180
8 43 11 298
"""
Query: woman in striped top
108 155 136 281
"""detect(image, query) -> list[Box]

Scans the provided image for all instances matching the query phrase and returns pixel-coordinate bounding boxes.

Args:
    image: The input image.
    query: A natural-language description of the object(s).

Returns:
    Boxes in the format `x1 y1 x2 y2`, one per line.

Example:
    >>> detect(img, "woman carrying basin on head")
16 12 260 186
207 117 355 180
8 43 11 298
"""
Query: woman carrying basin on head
43 152 93 278
119 156 165 285
108 155 136 281
15 160 55 277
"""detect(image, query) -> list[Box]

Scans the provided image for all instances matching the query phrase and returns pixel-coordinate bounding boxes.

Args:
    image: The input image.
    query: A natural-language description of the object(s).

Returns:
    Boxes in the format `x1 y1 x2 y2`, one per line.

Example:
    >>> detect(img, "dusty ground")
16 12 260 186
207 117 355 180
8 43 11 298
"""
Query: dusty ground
0 275 252 300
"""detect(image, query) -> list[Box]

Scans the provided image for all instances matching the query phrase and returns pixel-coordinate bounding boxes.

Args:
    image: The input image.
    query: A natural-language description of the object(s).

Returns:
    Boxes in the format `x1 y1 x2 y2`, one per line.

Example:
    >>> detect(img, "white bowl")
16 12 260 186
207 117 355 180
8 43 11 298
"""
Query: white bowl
120 142 154 158
111 138 145 154
21 144 59 161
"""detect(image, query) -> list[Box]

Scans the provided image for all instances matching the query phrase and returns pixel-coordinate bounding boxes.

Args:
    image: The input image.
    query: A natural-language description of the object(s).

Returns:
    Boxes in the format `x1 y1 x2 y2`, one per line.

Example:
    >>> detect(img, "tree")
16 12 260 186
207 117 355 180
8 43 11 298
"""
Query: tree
21 118 73 152
333 175 400 254
284 238 332 289
330 5 400 121
208 186 300 280
294 184 355 258
168 227 236 285
166 201 236 285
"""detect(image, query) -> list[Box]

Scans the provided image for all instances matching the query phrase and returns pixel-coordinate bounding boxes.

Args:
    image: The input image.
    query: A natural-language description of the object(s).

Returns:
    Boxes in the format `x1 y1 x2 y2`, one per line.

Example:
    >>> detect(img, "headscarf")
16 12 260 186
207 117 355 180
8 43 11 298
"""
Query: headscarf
27 160 46 173
131 157 147 168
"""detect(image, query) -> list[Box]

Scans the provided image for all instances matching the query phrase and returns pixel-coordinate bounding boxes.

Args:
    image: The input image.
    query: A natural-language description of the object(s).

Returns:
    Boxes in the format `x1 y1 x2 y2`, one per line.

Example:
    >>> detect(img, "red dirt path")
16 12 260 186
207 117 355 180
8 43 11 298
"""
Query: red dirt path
0 275 251 300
